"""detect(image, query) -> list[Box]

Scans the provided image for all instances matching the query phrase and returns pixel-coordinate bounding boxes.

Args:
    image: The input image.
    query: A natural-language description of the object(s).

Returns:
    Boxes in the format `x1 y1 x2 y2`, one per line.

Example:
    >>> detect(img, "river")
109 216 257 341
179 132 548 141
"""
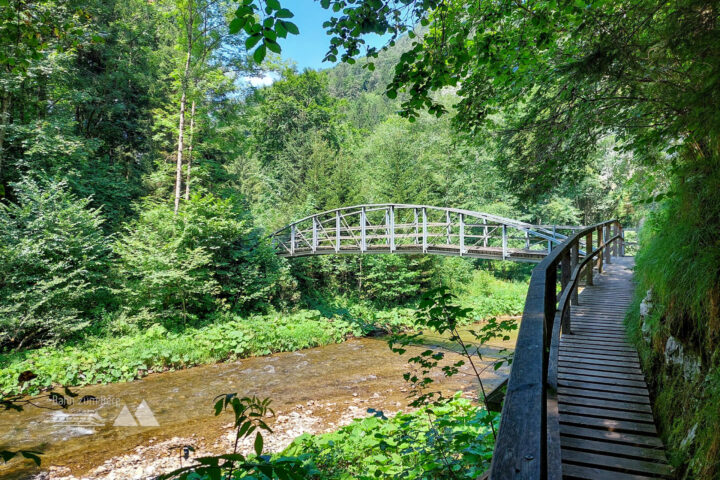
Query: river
0 327 514 479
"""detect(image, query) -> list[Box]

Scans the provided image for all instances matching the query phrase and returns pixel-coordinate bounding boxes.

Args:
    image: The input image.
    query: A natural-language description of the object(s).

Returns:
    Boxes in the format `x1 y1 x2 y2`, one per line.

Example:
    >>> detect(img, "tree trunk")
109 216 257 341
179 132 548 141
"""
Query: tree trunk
174 61 188 215
185 99 196 201
0 94 10 187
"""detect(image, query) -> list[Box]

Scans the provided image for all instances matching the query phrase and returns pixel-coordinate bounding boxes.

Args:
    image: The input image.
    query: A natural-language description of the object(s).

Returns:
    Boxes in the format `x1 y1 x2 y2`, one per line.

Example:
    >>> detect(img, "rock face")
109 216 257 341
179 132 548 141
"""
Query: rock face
639 289 653 344
664 335 701 381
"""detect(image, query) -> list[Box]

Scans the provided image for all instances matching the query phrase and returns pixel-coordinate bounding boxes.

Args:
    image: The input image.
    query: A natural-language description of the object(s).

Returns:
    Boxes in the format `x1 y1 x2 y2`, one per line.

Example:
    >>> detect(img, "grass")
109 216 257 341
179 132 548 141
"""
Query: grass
0 271 529 397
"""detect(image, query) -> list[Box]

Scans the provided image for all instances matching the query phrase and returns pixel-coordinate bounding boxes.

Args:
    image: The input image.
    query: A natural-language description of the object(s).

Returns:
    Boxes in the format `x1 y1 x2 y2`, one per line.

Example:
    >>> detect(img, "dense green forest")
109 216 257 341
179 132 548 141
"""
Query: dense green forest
1 0 718 478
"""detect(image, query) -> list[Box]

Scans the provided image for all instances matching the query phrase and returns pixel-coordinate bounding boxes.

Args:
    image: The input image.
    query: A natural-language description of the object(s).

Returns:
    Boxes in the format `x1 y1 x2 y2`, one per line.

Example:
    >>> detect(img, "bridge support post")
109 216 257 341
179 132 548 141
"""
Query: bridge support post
561 249 572 333
502 225 508 259
335 210 341 253
360 207 367 252
571 244 579 306
459 213 465 255
422 207 428 253
389 205 395 252
290 224 296 256
585 231 594 286
312 216 318 253
619 222 625 256
483 218 488 247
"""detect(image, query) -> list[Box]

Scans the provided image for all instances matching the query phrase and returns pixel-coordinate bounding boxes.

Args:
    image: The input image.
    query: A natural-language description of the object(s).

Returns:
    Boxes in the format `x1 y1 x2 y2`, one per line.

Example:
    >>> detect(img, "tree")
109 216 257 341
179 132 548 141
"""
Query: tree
0 178 113 350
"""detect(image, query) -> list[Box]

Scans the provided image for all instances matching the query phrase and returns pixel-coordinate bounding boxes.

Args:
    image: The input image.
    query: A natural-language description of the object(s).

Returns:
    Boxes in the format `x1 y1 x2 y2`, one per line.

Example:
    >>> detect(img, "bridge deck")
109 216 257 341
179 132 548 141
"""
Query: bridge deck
558 257 672 479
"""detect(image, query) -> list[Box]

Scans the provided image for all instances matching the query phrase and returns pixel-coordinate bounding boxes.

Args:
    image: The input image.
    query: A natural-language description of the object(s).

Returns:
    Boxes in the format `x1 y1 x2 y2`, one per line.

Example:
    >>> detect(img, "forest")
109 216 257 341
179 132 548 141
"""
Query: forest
0 0 718 479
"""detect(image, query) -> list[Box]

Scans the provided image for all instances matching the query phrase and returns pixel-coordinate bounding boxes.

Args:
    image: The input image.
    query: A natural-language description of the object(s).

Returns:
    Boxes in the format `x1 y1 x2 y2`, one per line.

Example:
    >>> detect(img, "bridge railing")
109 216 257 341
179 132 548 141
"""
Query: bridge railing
269 204 571 262
488 220 624 480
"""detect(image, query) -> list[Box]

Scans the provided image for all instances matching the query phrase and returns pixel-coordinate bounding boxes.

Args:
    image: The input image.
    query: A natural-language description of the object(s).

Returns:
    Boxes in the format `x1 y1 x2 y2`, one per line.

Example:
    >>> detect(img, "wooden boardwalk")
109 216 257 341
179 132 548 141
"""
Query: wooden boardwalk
557 256 673 479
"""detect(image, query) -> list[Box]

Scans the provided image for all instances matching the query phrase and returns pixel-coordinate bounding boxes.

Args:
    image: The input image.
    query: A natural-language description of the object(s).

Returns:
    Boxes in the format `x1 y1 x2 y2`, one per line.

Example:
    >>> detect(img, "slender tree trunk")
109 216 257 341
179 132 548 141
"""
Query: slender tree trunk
0 94 10 186
185 99 196 201
174 49 191 214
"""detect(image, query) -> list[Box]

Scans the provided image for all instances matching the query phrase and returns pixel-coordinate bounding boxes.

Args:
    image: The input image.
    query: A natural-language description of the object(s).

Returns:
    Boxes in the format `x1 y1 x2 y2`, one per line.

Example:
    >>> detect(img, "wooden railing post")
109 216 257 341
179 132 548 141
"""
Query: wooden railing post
502 225 508 259
605 224 612 264
560 250 572 333
619 222 625 256
585 230 594 286
597 226 603 274
570 242 579 306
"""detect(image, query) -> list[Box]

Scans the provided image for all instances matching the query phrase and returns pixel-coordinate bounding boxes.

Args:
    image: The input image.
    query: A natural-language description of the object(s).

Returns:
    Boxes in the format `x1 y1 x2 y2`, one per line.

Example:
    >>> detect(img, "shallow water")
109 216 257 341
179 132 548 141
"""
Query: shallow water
0 329 513 479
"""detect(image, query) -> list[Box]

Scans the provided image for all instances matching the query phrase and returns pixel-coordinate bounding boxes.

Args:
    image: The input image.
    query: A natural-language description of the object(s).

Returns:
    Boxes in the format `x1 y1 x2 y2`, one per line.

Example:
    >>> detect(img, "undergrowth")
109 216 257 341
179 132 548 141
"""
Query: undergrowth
627 143 720 480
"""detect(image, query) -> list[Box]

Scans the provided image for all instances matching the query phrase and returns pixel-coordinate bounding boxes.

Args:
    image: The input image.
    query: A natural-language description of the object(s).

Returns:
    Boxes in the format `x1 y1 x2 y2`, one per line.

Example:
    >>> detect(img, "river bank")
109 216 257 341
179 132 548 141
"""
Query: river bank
1 330 515 479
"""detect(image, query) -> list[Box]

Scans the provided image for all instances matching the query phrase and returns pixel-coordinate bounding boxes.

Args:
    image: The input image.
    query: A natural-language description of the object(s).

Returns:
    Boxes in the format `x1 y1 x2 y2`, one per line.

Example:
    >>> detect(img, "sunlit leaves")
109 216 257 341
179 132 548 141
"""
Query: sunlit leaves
229 0 299 64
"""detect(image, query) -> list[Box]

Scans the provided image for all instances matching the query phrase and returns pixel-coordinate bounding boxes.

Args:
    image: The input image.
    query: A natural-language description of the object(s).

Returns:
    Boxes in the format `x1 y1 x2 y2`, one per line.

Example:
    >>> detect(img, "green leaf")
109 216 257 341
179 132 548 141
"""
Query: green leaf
246 34 262 50
266 39 281 54
266 0 281 10
254 432 264 456
280 20 299 35
276 8 293 18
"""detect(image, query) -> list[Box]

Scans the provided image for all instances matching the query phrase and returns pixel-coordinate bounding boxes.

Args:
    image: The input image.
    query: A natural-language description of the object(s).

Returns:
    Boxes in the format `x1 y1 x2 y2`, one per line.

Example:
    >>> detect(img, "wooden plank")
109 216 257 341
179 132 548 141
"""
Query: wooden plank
560 435 668 463
562 449 673 477
559 352 641 367
558 372 647 388
559 413 658 434
558 366 645 382
558 403 654 423
558 387 650 405
559 424 664 448
558 361 644 376
560 346 639 360
559 379 648 396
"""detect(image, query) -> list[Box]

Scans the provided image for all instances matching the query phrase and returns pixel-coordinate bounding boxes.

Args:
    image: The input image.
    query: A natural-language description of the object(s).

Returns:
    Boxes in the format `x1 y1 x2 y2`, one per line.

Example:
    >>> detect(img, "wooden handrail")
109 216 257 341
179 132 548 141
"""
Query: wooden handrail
488 220 623 480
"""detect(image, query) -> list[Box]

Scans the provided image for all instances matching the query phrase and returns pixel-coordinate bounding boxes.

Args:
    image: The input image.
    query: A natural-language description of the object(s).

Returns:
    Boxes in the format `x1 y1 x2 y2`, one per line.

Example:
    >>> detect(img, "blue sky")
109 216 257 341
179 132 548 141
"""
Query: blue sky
276 0 389 71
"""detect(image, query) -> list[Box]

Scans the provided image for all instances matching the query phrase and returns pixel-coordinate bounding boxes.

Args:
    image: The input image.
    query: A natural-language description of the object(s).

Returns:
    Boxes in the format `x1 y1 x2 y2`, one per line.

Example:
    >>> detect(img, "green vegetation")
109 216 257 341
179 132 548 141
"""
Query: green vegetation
284 395 495 480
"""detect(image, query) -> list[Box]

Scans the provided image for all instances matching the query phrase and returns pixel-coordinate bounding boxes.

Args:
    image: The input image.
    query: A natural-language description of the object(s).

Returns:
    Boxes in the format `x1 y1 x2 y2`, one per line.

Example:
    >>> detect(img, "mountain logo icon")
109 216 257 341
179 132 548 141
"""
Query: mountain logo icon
112 400 159 427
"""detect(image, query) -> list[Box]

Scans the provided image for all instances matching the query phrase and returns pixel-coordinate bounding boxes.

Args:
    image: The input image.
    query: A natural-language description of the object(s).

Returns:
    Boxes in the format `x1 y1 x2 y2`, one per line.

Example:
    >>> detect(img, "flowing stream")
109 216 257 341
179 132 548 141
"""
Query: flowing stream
1 328 513 479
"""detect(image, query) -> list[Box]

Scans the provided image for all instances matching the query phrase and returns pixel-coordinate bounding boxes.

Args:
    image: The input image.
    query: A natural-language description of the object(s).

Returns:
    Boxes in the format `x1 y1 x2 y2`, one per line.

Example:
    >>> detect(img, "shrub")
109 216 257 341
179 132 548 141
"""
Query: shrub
0 178 113 350
115 193 296 328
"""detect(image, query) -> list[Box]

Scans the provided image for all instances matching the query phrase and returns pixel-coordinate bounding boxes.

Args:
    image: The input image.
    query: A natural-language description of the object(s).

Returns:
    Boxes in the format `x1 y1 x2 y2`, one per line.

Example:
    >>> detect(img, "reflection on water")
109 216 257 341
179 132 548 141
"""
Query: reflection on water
1 328 513 479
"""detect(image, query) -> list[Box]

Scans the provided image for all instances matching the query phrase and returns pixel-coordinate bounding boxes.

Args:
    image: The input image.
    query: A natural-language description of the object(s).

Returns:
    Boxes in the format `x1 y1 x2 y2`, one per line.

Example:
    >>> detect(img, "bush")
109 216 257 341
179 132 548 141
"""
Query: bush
284 394 496 479
115 193 296 328
0 178 113 350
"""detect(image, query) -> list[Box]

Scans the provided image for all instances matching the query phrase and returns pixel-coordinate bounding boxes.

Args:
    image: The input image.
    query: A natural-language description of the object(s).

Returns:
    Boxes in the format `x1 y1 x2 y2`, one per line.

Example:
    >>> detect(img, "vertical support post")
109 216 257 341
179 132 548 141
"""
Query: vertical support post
335 210 341 253
561 249 572 334
446 210 451 244
605 224 612 264
312 216 318 253
502 225 508 259
290 224 296 256
422 207 428 253
597 225 603 274
389 205 395 252
414 208 419 245
360 207 367 252
384 209 390 246
548 239 552 253
619 222 625 256
525 230 530 249
459 213 465 255
571 243 579 306
483 218 488 247
585 231 594 286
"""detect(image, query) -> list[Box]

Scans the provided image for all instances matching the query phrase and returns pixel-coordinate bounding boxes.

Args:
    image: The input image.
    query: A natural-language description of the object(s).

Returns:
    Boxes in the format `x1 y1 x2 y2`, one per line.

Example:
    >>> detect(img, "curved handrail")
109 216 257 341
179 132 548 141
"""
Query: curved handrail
488 220 624 480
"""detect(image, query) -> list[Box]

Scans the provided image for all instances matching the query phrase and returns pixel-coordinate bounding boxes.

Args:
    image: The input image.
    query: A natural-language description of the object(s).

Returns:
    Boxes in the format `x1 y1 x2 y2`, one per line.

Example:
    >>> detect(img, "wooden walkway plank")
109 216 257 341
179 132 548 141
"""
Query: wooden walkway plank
557 257 672 479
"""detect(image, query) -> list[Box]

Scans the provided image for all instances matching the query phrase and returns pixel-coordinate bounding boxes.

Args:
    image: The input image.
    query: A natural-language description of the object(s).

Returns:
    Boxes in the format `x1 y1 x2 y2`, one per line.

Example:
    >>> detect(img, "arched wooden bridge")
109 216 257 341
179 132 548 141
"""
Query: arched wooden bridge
271 206 671 479
269 204 571 262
